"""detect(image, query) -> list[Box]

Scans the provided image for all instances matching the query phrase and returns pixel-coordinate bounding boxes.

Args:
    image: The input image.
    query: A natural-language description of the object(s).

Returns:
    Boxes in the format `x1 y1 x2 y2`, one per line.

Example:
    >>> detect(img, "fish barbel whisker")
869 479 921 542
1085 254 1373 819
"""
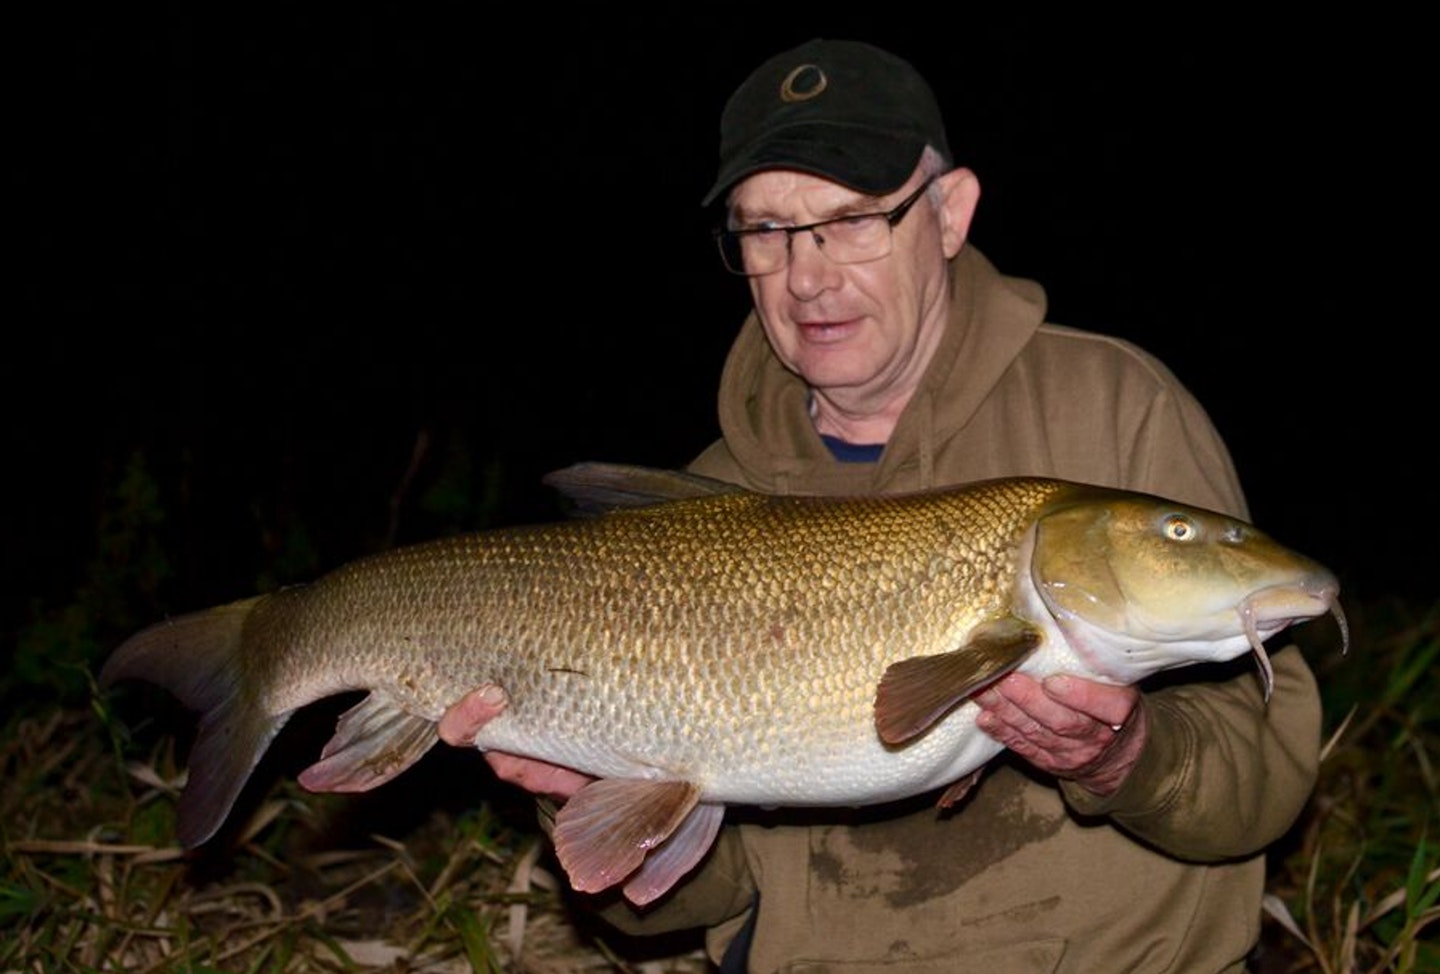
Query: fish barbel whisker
1238 601 1276 703
1237 575 1347 702
1330 601 1351 656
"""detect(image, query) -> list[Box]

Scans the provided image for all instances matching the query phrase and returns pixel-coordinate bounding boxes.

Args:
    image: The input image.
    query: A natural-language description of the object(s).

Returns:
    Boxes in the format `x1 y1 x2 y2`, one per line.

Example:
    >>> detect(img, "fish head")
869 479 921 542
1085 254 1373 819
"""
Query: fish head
1030 491 1342 694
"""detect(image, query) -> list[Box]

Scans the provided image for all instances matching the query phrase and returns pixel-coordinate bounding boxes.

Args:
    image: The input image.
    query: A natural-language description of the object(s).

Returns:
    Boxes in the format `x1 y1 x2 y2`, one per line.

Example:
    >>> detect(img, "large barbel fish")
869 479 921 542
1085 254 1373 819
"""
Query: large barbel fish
101 465 1344 906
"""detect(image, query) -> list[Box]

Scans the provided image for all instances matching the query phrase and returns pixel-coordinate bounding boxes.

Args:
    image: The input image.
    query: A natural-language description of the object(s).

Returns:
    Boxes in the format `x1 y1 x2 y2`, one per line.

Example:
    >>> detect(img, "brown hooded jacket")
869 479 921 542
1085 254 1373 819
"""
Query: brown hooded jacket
588 245 1320 974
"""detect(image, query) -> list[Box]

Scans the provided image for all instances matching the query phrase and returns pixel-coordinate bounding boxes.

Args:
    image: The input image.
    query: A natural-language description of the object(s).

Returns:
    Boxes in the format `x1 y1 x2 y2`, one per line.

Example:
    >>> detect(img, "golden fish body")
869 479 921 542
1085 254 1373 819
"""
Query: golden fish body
102 469 1341 905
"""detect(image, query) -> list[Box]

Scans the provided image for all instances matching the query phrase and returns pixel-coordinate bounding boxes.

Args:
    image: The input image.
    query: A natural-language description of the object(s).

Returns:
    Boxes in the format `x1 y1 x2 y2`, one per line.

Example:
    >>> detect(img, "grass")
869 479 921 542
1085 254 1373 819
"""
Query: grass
1259 599 1439 974
5 454 1435 971
2 702 708 972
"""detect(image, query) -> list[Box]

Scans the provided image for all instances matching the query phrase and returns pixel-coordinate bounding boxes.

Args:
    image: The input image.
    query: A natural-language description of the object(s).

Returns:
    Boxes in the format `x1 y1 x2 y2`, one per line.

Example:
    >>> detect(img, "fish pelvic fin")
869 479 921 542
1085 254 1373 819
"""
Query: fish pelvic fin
100 596 285 849
874 617 1042 746
551 779 715 904
622 801 725 906
297 693 439 793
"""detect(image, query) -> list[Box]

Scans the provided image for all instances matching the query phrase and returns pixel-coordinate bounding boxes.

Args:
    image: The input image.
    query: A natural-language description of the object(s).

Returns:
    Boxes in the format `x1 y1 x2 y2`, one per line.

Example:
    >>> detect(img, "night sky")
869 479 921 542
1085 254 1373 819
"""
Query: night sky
10 11 1433 659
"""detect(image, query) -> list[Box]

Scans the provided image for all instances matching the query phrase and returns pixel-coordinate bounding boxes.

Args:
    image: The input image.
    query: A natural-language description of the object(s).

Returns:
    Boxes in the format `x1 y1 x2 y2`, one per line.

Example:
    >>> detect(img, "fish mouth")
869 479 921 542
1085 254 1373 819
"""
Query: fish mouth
1238 578 1348 702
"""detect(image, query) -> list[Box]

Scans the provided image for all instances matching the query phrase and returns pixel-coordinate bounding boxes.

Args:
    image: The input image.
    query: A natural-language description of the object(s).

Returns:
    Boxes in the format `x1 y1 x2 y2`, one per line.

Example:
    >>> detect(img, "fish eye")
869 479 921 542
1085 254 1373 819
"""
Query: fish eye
1163 514 1198 542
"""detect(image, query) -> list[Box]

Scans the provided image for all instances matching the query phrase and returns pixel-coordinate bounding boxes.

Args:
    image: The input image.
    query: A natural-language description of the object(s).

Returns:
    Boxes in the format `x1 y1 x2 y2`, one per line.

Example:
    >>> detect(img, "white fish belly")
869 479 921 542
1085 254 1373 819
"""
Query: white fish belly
472 698 1007 808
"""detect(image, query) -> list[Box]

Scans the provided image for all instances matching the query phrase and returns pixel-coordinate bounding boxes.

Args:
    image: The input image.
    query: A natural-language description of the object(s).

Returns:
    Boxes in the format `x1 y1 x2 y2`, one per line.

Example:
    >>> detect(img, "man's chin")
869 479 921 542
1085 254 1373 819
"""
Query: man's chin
793 360 877 394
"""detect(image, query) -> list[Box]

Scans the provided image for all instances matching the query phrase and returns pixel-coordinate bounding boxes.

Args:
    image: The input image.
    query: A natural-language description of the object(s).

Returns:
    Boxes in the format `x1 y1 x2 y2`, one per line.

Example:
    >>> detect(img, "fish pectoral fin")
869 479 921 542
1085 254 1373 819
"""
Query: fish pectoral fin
552 779 703 897
874 617 1042 745
622 801 726 906
297 693 439 793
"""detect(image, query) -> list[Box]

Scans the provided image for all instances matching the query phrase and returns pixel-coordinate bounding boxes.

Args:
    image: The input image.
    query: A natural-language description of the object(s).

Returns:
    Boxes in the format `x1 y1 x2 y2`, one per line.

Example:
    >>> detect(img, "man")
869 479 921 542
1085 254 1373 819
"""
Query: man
441 39 1320 973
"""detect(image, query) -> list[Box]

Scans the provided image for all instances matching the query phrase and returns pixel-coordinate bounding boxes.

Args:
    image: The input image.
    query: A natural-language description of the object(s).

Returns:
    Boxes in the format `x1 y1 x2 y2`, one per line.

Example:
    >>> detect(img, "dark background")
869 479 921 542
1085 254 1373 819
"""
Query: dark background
9 10 1433 664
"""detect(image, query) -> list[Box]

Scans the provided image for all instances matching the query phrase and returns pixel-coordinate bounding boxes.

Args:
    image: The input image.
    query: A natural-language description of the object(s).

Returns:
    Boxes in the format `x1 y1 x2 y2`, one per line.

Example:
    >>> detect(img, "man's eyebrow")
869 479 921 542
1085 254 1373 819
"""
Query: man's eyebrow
827 193 889 218
729 191 889 228
727 203 774 228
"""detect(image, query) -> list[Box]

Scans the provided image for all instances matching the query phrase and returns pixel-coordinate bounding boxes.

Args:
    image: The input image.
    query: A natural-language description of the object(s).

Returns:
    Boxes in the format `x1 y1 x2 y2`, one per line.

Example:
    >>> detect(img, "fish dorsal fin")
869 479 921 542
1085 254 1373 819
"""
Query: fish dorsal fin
551 779 703 899
297 693 439 793
542 462 743 516
622 801 726 906
874 618 1042 745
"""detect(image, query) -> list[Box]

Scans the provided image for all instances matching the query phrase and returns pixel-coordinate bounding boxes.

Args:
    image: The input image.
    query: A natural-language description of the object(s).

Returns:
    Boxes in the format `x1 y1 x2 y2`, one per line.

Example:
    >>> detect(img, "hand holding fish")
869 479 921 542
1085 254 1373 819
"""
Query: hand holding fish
438 684 591 800
976 673 1147 797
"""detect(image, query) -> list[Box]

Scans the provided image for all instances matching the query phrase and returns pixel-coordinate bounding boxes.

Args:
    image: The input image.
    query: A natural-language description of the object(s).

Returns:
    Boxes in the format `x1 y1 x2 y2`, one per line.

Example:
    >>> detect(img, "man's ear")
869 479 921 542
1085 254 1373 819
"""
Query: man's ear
935 167 981 258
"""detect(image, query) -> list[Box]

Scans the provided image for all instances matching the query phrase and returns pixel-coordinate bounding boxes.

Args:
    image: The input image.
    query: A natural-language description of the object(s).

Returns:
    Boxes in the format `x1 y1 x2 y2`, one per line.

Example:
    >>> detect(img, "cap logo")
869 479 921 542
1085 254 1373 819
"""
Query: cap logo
779 64 827 103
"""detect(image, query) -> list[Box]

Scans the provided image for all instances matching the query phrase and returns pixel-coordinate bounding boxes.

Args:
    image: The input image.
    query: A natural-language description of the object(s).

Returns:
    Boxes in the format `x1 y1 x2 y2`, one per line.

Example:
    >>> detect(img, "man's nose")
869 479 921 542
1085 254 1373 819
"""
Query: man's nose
786 229 840 299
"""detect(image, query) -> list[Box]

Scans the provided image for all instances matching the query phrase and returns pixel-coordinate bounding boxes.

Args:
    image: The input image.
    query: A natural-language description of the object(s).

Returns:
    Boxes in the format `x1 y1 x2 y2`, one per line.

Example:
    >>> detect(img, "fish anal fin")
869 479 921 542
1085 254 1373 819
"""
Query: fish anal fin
298 693 439 793
875 617 1041 746
622 802 726 906
552 779 701 895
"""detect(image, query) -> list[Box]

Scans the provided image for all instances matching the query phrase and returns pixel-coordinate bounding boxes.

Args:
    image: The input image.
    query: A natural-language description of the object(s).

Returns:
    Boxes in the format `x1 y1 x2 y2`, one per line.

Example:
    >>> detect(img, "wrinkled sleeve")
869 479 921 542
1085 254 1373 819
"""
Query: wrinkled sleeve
1059 383 1324 857
1062 648 1320 858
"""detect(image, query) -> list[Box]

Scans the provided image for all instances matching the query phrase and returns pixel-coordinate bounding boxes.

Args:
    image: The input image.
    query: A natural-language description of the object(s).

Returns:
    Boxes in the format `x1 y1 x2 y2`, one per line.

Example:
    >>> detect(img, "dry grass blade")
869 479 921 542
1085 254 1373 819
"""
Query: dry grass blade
8 727 716 974
1261 892 1312 950
1318 705 1356 764
506 838 544 959
1263 599 1440 974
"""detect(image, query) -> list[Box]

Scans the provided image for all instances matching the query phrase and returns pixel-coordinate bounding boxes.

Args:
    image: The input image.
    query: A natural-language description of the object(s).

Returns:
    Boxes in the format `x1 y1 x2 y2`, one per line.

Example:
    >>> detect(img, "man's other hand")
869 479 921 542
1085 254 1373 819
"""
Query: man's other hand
438 684 592 800
976 673 1147 796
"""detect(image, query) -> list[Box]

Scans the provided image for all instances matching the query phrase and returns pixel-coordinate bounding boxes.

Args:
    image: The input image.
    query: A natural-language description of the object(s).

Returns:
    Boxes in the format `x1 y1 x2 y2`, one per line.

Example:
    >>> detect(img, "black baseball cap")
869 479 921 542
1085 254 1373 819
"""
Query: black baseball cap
703 39 951 206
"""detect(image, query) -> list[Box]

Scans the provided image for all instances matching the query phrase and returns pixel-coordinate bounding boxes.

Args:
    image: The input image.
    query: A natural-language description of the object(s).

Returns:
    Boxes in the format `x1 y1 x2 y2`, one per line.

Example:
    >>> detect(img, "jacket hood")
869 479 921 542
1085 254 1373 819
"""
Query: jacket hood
713 245 1047 494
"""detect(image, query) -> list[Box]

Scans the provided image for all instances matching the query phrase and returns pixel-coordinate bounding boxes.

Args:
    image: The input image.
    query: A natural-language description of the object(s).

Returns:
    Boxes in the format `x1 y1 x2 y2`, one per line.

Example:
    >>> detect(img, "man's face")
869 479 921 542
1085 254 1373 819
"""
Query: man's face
728 166 975 414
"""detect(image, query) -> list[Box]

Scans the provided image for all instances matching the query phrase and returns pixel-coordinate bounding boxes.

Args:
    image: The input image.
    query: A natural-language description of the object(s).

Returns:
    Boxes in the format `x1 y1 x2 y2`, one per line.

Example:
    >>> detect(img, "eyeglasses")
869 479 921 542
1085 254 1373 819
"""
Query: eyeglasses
713 177 937 277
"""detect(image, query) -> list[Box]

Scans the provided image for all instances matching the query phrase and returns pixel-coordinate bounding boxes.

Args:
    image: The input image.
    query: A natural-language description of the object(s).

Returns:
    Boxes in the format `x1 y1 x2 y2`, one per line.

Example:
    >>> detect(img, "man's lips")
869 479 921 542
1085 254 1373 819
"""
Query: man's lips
794 317 862 342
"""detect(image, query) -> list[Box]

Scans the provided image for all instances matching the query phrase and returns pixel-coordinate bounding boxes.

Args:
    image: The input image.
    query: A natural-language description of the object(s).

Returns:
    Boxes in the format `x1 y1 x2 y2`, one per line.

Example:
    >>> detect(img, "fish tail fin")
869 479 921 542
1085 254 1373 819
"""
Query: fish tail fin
101 596 289 848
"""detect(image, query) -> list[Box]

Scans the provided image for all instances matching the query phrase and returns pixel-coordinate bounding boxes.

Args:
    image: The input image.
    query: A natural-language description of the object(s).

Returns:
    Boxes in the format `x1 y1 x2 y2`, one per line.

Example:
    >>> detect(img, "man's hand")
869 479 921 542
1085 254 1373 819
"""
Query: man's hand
975 673 1147 797
437 684 592 800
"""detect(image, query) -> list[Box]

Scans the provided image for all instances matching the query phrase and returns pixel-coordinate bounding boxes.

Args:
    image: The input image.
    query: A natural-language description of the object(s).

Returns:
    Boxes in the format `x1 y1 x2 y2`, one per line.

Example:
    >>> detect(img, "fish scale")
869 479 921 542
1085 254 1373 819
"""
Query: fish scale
101 468 1340 905
342 489 1026 792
